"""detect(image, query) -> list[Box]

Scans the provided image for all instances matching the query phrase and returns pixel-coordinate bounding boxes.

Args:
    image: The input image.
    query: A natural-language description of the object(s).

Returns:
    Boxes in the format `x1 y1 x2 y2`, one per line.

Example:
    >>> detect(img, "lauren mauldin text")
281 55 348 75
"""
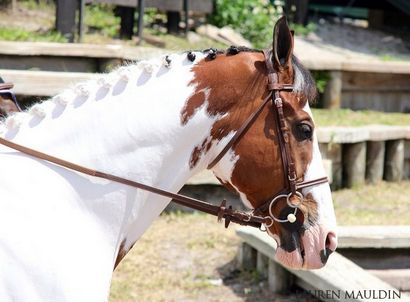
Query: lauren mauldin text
306 289 403 300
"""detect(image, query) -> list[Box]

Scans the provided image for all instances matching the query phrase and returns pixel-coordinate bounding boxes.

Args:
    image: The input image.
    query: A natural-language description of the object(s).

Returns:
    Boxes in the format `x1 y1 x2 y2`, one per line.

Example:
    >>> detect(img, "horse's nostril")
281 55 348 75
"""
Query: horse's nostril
325 231 338 252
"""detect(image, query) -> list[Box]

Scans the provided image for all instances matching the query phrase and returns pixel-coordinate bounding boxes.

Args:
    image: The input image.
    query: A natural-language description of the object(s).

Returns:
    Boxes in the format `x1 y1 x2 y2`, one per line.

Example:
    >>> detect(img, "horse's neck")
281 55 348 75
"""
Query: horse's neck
1 53 216 270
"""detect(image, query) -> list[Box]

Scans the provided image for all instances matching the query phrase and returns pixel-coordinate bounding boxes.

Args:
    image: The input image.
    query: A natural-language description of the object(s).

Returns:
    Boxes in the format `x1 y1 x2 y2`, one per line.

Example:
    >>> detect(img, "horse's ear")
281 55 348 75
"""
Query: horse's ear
272 16 294 68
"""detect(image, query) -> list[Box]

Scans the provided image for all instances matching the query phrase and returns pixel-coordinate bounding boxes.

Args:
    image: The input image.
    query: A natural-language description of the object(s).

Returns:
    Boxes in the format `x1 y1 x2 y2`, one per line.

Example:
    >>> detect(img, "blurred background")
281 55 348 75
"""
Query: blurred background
0 1 409 301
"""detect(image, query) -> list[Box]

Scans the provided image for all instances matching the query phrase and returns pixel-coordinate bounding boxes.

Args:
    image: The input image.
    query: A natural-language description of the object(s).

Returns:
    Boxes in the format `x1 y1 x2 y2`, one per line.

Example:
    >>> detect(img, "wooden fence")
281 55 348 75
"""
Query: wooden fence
1 41 410 112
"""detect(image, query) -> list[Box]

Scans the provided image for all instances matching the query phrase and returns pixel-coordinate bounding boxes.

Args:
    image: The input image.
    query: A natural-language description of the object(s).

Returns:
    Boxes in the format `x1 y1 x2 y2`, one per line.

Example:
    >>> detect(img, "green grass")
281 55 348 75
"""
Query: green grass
0 26 67 42
332 181 410 225
312 108 410 127
0 2 227 49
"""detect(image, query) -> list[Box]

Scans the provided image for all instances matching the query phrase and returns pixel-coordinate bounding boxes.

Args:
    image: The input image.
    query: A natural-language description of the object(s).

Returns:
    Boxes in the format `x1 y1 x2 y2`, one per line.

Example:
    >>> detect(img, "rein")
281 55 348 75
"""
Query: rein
0 51 327 230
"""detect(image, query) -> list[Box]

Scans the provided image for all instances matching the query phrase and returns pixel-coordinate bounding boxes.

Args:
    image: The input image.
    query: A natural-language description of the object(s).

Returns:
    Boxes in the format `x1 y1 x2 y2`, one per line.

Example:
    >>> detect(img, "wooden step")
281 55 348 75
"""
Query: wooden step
368 269 410 291
0 69 99 97
338 225 410 249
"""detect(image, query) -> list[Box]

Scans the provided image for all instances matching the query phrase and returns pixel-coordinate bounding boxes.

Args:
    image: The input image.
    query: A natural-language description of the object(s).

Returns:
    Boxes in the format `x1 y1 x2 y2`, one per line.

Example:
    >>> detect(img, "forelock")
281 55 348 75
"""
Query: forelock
291 55 317 103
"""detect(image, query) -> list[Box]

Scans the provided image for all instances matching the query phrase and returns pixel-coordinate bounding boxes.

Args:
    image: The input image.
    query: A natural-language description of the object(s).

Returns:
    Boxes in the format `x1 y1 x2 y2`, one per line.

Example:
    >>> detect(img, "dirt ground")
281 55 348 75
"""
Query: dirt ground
110 213 319 302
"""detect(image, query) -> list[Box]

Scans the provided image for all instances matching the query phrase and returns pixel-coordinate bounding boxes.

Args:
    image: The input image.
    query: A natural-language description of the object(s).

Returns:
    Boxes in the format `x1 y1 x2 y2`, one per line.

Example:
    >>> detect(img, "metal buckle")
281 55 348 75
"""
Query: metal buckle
288 173 297 182
282 84 294 91
274 97 282 106
243 213 252 222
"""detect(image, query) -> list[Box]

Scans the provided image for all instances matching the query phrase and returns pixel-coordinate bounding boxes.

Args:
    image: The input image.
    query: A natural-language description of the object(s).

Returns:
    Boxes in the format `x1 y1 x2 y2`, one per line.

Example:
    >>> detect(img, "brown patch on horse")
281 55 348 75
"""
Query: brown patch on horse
181 51 268 168
300 193 319 226
0 95 19 118
181 89 207 125
114 239 135 270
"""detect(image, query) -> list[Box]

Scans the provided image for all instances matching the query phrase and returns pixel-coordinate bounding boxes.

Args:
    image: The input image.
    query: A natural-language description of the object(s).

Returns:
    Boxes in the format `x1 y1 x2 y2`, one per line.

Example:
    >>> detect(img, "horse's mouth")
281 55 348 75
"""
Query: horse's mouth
274 225 337 270
300 244 306 260
297 241 307 267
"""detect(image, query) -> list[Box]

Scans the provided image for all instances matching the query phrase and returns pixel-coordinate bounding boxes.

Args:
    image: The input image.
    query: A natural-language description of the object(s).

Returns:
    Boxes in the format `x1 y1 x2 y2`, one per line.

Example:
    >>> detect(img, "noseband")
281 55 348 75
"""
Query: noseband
0 51 327 231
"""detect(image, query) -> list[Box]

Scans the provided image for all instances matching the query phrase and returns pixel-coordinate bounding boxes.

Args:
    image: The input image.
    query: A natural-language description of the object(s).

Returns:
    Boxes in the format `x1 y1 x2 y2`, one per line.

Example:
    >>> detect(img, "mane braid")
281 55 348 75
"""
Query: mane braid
0 54 187 133
226 46 262 55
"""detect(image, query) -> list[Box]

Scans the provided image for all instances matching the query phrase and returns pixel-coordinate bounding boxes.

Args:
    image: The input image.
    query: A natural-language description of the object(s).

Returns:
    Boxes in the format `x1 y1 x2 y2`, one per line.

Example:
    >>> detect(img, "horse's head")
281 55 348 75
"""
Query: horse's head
183 17 337 269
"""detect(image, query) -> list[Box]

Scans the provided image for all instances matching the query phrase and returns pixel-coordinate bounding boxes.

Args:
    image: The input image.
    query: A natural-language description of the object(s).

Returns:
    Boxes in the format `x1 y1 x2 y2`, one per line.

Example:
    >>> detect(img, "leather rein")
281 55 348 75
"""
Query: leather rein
0 51 327 230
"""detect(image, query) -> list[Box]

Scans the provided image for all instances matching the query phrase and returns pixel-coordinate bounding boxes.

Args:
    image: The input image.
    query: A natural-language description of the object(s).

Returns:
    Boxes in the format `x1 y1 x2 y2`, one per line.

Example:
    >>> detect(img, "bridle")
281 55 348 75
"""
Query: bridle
0 51 328 231
207 50 328 226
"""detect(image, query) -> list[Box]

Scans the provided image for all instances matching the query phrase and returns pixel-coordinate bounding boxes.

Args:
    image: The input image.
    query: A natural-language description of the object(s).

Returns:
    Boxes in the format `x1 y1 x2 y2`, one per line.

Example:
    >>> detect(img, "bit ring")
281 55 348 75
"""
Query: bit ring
268 194 298 223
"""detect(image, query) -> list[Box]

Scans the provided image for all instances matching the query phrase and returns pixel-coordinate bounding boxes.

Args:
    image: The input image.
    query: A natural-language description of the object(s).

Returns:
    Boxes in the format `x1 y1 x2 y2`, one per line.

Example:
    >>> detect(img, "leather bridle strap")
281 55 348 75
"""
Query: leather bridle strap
263 50 299 196
0 136 267 229
207 92 273 169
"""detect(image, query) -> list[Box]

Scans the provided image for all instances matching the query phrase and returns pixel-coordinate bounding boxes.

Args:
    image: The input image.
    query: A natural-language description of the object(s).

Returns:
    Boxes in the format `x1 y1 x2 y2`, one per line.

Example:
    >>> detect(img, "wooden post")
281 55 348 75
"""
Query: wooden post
323 71 342 109
366 141 385 184
183 0 189 35
167 11 180 34
368 9 384 28
343 142 366 188
78 0 85 42
284 0 309 25
268 260 293 293
12 0 17 13
405 140 410 180
384 139 404 182
136 0 145 43
319 143 342 190
55 0 77 43
237 242 257 271
119 6 135 40
256 252 269 279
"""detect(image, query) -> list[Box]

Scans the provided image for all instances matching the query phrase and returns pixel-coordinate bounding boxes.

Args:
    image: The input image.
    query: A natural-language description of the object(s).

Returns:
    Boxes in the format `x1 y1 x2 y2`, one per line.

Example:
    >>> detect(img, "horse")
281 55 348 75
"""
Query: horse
0 17 337 301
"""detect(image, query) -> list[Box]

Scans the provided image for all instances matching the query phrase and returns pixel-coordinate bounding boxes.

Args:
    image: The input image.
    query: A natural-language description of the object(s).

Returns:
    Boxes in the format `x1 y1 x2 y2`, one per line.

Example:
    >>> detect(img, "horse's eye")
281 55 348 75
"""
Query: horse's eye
297 123 313 140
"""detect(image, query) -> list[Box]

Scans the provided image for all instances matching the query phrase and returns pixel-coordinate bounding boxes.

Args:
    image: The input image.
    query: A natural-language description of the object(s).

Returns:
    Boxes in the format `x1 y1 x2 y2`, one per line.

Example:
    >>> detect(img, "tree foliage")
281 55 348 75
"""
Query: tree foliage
208 0 283 49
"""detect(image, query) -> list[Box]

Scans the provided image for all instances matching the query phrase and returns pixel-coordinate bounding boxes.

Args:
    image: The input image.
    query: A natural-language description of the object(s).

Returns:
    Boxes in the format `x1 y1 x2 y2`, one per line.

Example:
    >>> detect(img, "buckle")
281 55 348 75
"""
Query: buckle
282 84 294 91
217 199 226 223
288 173 297 182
